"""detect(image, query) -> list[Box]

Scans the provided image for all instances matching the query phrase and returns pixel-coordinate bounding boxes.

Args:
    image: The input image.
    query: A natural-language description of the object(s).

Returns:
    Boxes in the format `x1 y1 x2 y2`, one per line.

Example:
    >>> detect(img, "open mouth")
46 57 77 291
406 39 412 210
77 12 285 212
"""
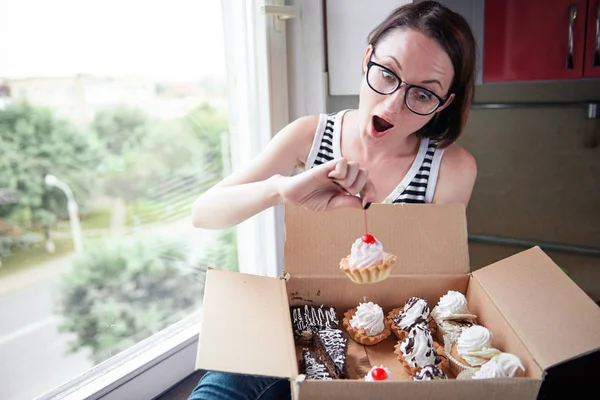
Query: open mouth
372 115 394 134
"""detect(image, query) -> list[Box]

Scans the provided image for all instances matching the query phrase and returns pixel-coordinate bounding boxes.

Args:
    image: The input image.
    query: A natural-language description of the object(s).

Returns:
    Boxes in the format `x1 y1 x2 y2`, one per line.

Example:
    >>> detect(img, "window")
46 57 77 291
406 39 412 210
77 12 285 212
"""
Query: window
0 1 289 399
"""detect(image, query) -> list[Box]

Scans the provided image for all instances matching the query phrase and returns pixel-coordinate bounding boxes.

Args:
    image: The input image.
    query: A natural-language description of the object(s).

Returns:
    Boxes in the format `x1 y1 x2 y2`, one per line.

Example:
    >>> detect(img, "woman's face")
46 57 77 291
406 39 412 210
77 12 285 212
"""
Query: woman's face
358 28 455 142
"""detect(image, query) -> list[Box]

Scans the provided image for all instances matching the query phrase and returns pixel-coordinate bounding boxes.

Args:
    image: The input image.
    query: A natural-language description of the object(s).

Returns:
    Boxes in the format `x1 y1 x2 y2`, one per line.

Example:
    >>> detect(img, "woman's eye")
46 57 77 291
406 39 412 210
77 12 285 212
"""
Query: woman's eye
380 70 395 82
416 90 433 101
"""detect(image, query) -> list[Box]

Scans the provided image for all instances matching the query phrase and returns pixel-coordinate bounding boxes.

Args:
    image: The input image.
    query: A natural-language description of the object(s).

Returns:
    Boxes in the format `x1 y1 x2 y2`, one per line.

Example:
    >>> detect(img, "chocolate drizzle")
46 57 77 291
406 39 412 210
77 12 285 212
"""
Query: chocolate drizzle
400 324 436 368
290 304 339 344
393 297 430 331
301 348 333 380
313 328 349 379
413 365 448 381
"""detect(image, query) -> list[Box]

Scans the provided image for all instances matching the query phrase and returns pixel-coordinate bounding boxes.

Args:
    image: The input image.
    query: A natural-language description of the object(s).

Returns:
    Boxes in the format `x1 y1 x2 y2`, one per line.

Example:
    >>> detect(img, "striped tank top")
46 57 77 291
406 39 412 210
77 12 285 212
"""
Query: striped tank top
304 110 445 204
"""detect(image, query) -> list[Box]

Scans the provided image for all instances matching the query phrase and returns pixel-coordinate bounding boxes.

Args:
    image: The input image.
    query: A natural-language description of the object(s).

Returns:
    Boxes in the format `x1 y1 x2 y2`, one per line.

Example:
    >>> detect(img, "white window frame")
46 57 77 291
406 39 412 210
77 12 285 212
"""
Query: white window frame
35 0 319 399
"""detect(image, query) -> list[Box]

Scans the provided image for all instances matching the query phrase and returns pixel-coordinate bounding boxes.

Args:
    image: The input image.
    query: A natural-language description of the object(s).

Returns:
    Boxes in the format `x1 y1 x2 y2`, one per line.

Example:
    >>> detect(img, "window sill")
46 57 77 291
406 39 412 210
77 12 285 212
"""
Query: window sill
39 311 202 400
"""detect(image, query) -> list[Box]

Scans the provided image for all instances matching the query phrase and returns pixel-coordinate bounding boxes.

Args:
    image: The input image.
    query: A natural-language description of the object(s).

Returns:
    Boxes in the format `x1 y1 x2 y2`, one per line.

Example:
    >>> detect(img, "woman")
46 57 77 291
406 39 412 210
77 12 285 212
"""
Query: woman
188 1 477 399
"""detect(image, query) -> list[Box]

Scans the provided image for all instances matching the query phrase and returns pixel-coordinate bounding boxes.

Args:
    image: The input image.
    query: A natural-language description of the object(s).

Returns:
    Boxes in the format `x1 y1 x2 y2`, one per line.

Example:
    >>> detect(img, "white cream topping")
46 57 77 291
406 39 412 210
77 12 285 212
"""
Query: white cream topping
399 324 436 368
350 302 385 336
472 353 525 379
431 290 470 321
457 326 500 366
348 237 384 268
398 297 430 330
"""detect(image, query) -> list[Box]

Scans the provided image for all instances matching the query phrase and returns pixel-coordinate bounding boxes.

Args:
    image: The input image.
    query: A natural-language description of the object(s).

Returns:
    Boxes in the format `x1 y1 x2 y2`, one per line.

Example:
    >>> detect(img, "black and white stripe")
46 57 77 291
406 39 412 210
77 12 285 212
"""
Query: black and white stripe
393 140 437 204
311 113 438 204
314 115 336 164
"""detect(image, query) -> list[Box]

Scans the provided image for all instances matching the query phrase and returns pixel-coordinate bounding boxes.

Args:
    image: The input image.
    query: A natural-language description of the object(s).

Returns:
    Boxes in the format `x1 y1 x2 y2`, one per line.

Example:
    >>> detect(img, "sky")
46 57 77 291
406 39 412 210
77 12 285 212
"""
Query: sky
0 0 226 81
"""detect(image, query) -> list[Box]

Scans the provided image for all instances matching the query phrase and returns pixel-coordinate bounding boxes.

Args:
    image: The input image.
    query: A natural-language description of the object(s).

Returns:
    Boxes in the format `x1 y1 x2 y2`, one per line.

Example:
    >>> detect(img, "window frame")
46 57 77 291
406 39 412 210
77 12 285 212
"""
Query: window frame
34 0 321 398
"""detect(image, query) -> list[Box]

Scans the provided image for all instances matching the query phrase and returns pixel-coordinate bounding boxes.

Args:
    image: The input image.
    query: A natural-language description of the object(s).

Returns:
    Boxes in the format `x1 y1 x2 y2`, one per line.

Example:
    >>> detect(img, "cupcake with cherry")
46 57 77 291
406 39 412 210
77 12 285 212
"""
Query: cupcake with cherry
339 233 398 284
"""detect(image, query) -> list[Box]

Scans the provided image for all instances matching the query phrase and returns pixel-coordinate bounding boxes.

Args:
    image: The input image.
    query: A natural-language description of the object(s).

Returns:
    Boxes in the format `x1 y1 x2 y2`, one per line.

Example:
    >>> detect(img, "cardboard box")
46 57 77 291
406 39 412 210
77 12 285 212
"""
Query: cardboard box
196 204 600 399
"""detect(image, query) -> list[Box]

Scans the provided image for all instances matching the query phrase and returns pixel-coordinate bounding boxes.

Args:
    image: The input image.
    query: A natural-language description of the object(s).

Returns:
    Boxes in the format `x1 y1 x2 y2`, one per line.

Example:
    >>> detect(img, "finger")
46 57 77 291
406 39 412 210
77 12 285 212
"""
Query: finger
340 162 360 188
330 178 352 195
326 192 363 210
327 158 348 180
359 177 378 208
346 168 368 196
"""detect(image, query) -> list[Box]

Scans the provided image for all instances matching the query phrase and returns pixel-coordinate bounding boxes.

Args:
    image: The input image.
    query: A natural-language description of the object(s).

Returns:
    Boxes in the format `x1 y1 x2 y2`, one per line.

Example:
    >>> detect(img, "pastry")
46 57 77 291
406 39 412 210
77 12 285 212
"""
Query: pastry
339 233 398 284
430 290 477 346
313 328 349 379
290 304 339 345
387 296 437 340
343 301 391 345
413 364 448 381
448 325 501 375
393 324 449 377
469 352 525 379
300 348 333 380
363 365 392 381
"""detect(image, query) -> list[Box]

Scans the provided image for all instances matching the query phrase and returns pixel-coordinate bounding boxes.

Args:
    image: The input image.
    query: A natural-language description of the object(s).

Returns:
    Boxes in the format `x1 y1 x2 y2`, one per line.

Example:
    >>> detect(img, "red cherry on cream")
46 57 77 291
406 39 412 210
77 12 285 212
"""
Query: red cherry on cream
371 367 388 381
362 234 376 244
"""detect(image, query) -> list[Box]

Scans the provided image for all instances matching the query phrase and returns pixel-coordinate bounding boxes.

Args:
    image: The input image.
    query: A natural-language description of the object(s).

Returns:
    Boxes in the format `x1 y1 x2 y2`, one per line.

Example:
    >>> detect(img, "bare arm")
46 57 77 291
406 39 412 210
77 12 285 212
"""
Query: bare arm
191 115 376 229
432 144 477 206
191 115 318 229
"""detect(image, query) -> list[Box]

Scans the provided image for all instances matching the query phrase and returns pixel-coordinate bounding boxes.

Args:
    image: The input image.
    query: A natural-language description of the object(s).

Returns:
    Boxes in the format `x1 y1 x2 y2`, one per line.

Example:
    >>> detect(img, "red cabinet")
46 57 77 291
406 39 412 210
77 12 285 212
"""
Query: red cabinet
584 0 600 77
484 0 599 82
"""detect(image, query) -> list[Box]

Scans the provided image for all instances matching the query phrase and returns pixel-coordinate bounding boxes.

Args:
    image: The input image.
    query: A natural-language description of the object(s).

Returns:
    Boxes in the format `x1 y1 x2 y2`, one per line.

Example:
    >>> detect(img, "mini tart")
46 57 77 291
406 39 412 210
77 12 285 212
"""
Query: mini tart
393 340 450 377
433 318 476 347
386 307 438 341
339 253 398 284
447 342 500 376
342 307 391 346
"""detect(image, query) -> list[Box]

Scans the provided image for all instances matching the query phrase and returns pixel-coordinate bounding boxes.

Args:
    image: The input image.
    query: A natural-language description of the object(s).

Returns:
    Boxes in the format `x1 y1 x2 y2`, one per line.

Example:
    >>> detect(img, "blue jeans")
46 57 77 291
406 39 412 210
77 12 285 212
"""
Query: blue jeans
188 371 292 400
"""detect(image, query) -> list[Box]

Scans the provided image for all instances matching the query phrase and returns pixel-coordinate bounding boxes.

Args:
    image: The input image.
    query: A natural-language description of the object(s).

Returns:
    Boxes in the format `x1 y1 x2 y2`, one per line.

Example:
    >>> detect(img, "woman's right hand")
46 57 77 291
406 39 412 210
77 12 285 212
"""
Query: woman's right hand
277 158 377 211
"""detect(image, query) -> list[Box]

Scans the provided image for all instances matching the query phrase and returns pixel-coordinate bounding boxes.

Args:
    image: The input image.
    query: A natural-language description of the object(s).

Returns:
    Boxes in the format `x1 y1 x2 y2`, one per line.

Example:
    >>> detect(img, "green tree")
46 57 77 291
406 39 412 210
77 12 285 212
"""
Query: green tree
58 234 205 363
95 103 230 224
0 102 102 246
196 228 238 273
185 103 229 176
92 105 151 157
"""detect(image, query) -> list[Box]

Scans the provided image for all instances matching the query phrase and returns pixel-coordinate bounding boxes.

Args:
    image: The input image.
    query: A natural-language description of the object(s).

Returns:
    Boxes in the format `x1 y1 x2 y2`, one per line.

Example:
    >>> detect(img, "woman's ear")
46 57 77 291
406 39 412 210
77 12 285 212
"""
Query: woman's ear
436 93 455 113
362 45 374 74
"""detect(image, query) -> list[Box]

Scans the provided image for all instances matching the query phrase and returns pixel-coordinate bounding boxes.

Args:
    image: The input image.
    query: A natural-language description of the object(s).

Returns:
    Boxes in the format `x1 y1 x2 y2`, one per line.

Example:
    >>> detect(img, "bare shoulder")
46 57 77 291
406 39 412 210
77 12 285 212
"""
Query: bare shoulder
270 114 322 166
441 143 477 175
433 143 477 206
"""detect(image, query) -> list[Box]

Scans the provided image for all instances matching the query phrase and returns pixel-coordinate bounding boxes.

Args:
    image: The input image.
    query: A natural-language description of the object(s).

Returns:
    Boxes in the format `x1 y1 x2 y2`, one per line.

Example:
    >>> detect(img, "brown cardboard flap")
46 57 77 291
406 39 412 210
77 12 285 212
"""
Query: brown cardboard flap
284 203 469 277
196 269 298 379
472 246 600 370
295 379 542 400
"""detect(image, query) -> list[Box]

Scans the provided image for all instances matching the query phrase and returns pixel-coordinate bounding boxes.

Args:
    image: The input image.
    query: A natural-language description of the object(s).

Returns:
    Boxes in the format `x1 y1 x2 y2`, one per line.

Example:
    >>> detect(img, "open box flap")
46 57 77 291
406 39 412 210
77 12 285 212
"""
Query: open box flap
284 203 469 277
294 378 542 400
196 269 298 379
472 246 600 371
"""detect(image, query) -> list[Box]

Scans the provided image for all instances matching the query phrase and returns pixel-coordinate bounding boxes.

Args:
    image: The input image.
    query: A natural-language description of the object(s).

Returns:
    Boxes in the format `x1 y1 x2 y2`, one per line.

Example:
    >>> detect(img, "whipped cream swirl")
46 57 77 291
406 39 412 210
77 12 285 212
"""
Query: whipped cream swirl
472 353 525 379
399 324 436 368
395 297 430 331
348 237 384 268
457 326 500 366
350 302 385 336
431 290 471 321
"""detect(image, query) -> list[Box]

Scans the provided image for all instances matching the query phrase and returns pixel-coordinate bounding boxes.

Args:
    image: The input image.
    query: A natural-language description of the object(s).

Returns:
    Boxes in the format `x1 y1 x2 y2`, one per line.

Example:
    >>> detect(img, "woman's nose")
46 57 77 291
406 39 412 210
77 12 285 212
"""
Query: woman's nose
382 83 407 113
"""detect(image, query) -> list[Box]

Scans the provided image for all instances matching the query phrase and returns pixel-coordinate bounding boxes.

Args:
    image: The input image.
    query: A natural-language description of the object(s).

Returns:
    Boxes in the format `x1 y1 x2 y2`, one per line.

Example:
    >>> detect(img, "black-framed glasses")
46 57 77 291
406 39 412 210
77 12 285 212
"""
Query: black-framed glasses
366 54 448 116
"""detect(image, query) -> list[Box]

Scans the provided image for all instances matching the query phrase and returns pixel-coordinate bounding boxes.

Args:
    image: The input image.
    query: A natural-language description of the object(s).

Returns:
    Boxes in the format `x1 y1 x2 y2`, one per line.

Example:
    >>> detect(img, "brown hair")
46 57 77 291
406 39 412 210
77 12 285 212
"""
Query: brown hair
367 0 476 148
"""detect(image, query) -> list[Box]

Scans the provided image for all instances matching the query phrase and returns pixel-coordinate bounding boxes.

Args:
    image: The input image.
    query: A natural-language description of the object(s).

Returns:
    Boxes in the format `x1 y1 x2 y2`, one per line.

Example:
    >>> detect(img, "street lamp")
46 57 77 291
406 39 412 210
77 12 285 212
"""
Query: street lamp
45 174 84 253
